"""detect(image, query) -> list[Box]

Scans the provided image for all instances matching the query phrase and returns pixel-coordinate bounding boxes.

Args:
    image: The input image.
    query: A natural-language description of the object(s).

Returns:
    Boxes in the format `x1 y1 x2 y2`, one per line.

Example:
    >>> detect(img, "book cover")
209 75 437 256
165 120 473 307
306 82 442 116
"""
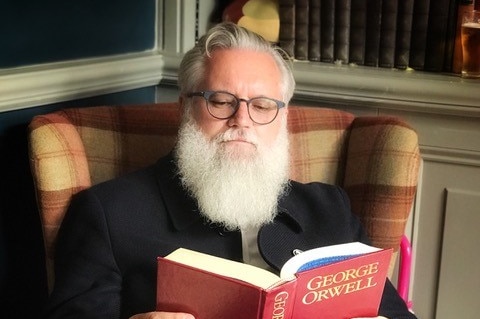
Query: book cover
295 0 310 60
394 0 415 69
279 0 296 58
409 0 431 70
424 0 452 71
334 0 351 64
364 0 383 67
349 0 368 65
378 0 399 68
320 0 335 63
157 255 296 319
156 243 393 319
308 0 322 61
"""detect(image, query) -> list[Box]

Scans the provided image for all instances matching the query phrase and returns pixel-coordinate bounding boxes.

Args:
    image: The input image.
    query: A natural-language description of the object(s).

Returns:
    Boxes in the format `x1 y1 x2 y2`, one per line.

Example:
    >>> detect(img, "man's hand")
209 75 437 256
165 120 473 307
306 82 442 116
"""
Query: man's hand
129 312 195 319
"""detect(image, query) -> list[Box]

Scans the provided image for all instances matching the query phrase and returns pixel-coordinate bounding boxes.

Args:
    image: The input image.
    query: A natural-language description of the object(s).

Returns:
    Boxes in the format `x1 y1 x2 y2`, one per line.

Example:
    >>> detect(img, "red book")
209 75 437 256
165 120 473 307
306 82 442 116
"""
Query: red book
156 242 392 319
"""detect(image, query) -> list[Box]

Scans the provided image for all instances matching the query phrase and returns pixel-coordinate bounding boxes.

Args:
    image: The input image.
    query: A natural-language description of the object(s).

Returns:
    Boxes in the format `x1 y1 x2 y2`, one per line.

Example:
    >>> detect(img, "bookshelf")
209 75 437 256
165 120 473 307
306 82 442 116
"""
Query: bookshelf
160 1 479 116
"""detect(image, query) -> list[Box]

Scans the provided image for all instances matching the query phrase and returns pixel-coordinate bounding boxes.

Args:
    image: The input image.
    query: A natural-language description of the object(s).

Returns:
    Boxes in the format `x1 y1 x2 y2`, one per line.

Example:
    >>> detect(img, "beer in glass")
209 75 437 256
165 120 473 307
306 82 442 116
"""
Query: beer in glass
461 11 480 78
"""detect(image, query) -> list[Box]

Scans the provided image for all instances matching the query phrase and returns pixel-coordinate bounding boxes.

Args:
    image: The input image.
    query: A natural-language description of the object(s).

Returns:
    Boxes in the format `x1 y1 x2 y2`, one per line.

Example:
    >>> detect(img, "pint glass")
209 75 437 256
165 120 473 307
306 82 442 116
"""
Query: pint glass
461 11 480 78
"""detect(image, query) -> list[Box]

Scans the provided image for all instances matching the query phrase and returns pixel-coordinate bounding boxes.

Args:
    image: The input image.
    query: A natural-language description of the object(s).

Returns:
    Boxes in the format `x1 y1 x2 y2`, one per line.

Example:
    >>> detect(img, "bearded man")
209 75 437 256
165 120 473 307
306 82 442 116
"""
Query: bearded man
43 22 416 319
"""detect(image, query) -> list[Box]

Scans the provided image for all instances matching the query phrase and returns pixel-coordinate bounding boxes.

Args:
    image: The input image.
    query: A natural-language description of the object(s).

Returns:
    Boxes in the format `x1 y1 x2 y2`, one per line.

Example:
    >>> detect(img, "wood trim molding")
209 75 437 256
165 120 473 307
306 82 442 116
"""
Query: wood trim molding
291 62 480 117
420 145 480 167
0 52 164 113
1 50 478 119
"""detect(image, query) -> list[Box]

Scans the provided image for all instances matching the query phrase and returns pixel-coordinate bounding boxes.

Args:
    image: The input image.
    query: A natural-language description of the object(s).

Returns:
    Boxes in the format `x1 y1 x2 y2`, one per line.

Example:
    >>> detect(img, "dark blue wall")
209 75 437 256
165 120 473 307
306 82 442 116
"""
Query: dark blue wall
0 0 156 68
0 88 157 317
0 1 158 316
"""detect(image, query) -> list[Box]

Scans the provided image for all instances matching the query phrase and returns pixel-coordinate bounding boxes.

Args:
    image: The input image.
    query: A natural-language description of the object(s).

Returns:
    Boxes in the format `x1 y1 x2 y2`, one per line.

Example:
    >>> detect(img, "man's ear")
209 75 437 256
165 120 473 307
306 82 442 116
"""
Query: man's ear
281 105 289 121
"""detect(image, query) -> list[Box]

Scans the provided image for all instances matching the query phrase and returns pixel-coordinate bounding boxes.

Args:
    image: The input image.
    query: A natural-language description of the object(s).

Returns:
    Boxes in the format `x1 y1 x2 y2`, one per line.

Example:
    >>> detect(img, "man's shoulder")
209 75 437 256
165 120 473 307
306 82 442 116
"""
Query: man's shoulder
288 180 346 197
281 180 351 214
90 155 175 192
90 164 157 192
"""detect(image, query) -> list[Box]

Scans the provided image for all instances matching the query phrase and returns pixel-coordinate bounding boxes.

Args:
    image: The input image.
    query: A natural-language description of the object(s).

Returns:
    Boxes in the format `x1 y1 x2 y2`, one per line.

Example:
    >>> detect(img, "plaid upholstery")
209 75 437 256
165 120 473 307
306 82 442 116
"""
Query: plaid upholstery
28 103 420 290
343 117 420 251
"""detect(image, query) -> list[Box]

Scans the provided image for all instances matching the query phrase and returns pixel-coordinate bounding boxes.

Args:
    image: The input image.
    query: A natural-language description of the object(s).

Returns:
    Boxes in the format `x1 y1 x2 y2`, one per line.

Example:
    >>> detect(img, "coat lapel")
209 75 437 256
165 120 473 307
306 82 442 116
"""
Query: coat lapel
154 154 202 230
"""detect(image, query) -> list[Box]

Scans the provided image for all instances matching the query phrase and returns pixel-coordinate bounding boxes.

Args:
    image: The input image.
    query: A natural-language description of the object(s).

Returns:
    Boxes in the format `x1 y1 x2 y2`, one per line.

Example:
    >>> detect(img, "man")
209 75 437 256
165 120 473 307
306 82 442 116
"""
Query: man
43 22 416 319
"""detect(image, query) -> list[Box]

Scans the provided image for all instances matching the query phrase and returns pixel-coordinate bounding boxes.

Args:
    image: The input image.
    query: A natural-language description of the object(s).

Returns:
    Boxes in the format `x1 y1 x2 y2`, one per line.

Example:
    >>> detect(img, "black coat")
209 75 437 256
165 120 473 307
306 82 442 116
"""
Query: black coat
44 154 415 319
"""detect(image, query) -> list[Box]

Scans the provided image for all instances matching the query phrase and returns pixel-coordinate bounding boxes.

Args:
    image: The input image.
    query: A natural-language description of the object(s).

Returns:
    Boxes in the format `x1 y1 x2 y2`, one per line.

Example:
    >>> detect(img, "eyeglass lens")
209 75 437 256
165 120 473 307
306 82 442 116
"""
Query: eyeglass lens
205 92 279 124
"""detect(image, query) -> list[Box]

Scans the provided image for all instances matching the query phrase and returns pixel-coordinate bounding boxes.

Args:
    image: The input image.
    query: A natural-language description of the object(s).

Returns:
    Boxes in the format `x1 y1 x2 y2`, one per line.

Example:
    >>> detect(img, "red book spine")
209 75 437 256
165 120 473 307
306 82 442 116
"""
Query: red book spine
260 281 297 319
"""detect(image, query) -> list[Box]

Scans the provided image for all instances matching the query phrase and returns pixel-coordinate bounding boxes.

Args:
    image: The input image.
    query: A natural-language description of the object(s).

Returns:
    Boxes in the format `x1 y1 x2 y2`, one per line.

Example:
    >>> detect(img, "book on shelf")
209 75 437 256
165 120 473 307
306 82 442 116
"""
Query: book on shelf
349 0 368 65
308 0 322 61
320 0 335 62
156 242 393 319
378 0 399 68
424 0 452 71
443 0 461 72
364 0 383 67
334 0 351 64
394 0 415 69
295 0 310 60
409 0 431 70
278 0 296 58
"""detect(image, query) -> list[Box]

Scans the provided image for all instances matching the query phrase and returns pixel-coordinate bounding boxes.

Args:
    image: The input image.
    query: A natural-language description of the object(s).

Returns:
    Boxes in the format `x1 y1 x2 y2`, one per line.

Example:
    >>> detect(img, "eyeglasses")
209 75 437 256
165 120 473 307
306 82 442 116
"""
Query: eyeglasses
186 91 286 125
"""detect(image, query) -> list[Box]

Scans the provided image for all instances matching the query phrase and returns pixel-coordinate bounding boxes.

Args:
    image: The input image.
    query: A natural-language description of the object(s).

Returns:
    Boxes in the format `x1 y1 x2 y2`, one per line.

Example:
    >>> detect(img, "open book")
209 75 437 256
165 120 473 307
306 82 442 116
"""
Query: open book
156 242 392 319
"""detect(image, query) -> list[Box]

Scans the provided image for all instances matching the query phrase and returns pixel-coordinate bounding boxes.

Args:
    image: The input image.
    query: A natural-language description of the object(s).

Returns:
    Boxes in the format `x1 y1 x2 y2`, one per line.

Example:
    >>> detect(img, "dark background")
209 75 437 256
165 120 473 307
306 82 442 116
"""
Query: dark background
0 1 157 316
0 0 155 68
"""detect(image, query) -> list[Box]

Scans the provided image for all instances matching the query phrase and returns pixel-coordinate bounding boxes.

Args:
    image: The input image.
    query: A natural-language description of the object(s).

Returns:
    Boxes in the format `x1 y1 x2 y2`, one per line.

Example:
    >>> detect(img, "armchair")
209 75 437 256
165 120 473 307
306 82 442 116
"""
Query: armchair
28 103 420 307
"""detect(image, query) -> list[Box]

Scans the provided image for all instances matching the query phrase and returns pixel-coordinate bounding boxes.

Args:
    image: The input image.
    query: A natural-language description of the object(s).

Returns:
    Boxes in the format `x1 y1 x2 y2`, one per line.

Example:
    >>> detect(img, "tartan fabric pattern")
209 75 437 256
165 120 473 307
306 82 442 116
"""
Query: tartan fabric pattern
343 117 420 249
287 106 355 185
28 103 420 289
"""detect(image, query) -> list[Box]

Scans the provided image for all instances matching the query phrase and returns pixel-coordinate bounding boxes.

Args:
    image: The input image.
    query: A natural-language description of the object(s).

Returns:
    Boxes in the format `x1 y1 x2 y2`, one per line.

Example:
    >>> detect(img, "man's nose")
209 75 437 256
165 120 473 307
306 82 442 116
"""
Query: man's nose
228 101 252 127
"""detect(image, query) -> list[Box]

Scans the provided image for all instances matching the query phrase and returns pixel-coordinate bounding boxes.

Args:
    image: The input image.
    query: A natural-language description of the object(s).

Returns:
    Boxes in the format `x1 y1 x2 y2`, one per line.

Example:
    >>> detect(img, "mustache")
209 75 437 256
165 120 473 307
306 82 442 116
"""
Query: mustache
215 128 259 146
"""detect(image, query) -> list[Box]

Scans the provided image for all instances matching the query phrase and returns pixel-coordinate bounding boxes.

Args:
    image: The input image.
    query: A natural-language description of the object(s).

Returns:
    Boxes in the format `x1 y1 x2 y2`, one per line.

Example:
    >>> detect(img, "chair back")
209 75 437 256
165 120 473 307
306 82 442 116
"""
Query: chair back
28 103 420 291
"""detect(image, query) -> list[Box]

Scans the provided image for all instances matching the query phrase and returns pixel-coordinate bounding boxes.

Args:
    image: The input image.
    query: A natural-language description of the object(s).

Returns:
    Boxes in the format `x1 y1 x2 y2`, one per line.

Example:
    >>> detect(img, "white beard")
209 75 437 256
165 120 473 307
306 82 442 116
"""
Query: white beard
174 117 290 231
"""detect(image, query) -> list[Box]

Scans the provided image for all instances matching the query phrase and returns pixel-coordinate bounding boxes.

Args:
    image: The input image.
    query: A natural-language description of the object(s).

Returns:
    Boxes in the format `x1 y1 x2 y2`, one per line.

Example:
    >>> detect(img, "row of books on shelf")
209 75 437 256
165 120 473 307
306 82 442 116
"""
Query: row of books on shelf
278 0 476 73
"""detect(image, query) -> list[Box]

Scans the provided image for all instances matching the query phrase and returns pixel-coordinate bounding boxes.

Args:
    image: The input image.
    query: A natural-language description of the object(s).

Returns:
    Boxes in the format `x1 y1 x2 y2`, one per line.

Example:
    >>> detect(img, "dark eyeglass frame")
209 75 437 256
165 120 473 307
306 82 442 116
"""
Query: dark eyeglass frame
186 90 286 125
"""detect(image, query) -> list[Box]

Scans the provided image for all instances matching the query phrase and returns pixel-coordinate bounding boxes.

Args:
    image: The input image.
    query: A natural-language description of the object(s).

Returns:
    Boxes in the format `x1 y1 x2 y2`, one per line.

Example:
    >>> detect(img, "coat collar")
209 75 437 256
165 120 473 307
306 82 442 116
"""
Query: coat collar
258 184 315 271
